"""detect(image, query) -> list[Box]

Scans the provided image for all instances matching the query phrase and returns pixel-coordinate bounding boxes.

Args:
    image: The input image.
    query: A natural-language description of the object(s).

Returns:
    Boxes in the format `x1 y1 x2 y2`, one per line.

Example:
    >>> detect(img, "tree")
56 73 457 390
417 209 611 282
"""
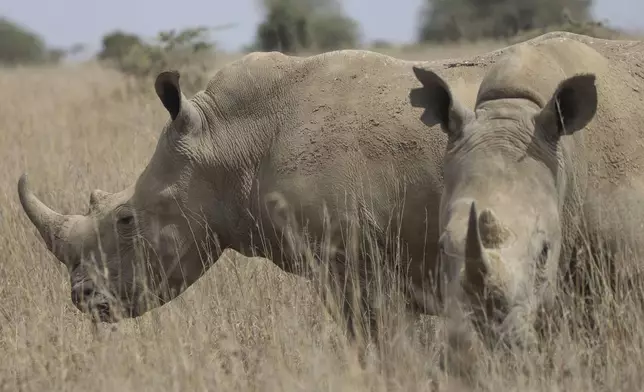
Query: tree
0 18 47 65
256 1 309 53
97 31 145 63
96 26 228 95
309 12 359 51
254 0 360 53
418 0 594 42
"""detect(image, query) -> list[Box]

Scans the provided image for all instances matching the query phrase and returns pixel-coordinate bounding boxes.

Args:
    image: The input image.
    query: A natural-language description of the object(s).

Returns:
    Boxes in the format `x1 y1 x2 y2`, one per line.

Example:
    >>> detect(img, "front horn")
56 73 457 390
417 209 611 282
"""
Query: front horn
18 174 80 263
464 201 490 288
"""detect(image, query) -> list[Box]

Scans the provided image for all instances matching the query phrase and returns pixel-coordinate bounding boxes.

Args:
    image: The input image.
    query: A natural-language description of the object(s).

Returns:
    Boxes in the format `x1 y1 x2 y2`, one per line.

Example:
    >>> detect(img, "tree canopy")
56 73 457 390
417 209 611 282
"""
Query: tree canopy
418 0 594 42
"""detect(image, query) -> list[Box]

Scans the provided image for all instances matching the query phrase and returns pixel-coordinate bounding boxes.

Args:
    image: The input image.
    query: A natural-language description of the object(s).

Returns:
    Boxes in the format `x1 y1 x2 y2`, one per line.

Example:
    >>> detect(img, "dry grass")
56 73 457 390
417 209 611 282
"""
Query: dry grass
2 41 644 392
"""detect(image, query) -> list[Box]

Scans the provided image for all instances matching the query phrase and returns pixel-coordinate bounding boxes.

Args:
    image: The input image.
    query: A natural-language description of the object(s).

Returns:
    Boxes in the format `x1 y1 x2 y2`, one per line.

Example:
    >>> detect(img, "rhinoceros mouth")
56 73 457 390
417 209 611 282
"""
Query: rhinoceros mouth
74 290 140 323
86 301 139 323
92 302 115 322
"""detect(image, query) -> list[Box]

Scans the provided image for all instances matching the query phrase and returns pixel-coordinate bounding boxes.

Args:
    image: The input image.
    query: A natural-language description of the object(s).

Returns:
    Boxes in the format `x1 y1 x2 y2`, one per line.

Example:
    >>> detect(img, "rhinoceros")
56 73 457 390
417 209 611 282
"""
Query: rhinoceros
411 31 644 349
18 49 493 346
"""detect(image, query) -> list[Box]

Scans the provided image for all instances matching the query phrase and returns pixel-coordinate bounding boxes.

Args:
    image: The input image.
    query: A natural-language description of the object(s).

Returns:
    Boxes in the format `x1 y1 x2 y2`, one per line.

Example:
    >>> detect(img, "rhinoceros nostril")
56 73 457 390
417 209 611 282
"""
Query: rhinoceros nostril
71 283 95 307
70 284 117 321
538 241 550 267
95 302 112 318
83 287 94 299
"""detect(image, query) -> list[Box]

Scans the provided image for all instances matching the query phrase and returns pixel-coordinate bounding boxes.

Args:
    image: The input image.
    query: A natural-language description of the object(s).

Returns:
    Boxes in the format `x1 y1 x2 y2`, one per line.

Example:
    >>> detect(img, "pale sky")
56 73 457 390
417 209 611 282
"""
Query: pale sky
1 0 643 53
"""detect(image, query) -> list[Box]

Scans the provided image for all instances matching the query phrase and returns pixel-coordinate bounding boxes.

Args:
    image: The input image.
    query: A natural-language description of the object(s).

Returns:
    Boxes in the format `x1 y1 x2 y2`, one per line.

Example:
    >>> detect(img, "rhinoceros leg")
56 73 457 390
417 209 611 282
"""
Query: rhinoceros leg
262 191 381 365
313 254 379 364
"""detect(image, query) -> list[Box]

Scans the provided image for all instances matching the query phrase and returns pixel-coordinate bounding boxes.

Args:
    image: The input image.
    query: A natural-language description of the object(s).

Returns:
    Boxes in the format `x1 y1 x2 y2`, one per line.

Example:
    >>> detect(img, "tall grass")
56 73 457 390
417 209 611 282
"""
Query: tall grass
2 42 644 391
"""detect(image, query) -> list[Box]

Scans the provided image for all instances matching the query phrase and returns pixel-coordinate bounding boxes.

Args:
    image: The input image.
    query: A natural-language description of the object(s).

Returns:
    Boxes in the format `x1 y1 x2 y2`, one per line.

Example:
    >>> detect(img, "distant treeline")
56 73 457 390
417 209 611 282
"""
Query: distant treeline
0 0 622 75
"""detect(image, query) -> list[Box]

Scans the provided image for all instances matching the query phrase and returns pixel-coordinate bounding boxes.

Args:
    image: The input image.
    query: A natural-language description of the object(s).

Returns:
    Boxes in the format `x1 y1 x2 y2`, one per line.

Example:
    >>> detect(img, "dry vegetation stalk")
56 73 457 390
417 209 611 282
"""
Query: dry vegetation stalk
2 42 644 391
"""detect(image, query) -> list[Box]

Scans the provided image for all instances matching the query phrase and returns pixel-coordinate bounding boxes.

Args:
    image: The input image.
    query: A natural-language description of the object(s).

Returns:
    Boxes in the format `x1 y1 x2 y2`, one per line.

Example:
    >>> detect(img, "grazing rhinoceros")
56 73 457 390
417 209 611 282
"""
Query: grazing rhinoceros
17 49 491 347
411 31 644 350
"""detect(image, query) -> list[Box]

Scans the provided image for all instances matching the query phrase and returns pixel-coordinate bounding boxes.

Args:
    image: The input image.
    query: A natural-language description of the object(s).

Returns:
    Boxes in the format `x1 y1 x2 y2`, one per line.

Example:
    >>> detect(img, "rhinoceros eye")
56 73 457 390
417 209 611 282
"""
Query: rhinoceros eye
118 215 134 226
115 206 135 227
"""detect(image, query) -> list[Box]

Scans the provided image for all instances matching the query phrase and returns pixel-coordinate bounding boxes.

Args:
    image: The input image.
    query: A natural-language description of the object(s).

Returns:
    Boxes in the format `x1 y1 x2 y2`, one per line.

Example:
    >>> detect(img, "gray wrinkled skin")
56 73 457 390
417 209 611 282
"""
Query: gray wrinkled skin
413 32 644 353
20 49 484 344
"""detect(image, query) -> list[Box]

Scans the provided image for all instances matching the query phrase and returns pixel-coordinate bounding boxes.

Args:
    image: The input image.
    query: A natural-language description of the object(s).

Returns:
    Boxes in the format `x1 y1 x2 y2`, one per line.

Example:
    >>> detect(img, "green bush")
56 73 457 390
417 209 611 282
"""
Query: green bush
309 12 359 51
98 31 144 63
97 27 220 95
0 18 47 65
418 0 597 42
254 0 360 53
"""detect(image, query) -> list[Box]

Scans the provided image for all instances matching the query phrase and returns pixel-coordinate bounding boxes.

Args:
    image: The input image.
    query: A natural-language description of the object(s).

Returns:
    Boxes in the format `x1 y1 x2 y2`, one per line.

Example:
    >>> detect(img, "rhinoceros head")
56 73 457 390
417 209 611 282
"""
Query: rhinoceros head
412 62 598 347
19 71 219 322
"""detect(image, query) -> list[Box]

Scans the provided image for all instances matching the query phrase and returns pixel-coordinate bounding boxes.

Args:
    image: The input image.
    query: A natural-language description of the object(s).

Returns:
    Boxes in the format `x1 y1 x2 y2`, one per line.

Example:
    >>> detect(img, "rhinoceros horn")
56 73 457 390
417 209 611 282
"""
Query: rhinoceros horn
464 201 490 289
18 173 82 264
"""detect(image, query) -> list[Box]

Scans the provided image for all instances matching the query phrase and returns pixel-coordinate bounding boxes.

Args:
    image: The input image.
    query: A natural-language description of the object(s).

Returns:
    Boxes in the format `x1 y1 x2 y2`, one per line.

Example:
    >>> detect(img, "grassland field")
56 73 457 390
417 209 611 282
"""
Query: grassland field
2 39 644 391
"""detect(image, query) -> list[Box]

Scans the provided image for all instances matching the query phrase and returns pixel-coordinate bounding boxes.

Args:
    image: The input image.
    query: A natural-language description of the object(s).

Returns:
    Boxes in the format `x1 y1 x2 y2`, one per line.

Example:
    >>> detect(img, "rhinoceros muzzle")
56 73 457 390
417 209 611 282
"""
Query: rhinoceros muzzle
18 174 138 322
70 280 126 322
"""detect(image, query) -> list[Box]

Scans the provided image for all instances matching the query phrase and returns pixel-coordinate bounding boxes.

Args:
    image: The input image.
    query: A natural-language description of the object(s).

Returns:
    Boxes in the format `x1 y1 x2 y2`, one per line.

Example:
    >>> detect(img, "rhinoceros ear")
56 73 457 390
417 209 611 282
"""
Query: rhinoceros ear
155 70 183 121
539 73 597 137
411 66 473 136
